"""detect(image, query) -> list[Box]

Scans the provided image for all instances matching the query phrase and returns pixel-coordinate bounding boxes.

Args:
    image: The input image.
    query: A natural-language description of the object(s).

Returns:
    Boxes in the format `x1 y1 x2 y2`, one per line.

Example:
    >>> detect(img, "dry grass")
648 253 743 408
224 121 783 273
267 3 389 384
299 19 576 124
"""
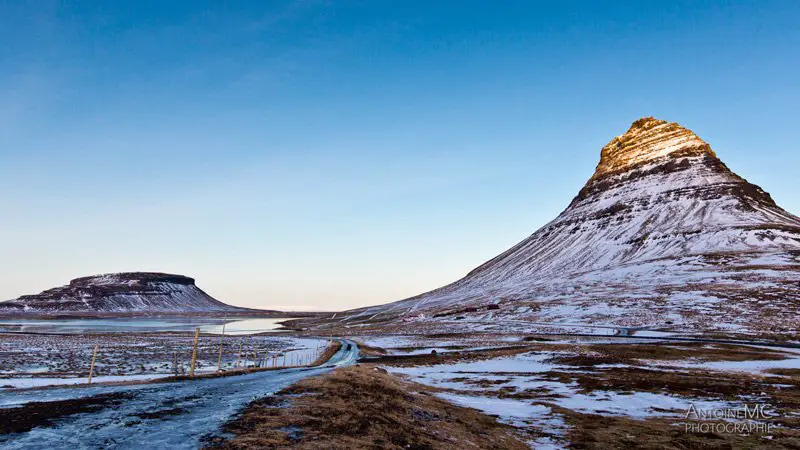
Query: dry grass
546 343 790 367
362 345 539 367
310 342 342 366
767 368 800 377
540 367 775 399
363 341 793 370
353 342 387 357
555 405 800 450
206 365 528 450
370 339 800 447
206 339 800 449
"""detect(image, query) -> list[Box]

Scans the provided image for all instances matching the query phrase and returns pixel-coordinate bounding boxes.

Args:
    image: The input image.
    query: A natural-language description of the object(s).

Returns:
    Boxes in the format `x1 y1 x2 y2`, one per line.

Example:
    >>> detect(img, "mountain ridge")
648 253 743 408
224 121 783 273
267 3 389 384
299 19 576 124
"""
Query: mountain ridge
326 117 800 336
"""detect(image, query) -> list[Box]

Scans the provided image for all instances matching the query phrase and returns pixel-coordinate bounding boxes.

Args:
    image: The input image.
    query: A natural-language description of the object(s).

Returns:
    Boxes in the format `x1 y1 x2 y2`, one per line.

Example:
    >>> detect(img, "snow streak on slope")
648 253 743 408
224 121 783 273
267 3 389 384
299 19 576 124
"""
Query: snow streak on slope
333 118 800 335
0 273 247 313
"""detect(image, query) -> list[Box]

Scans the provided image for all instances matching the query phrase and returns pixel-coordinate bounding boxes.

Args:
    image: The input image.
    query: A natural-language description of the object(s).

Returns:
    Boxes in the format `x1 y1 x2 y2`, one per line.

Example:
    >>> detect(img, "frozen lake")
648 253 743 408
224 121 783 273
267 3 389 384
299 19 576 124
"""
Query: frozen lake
0 317 295 335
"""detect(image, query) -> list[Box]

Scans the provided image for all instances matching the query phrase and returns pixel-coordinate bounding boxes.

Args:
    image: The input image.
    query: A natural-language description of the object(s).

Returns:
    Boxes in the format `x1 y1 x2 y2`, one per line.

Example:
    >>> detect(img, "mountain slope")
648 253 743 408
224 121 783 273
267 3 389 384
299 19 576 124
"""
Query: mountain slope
0 272 250 314
333 118 800 336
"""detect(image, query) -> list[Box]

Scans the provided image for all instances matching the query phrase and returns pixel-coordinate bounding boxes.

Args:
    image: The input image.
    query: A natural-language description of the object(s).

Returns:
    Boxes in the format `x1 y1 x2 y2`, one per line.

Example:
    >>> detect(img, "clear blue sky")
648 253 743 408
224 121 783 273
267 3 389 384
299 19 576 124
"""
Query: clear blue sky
2 1 798 310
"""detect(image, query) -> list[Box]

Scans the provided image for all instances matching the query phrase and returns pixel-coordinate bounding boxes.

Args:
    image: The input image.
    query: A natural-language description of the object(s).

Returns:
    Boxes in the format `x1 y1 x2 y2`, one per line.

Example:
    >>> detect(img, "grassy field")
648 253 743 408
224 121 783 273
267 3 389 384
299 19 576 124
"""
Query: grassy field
207 365 528 449
212 335 800 449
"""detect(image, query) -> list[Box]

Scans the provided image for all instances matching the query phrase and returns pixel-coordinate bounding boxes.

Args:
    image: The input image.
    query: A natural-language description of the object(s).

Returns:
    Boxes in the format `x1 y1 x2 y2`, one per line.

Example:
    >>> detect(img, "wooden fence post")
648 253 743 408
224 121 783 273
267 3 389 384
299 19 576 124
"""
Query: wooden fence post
189 328 200 377
87 344 99 384
217 323 226 371
249 337 254 368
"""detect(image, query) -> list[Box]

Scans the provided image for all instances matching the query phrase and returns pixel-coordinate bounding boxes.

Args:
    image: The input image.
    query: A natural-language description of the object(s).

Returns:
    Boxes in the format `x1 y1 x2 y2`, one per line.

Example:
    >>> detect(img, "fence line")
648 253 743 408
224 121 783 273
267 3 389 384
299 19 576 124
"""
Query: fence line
77 336 333 385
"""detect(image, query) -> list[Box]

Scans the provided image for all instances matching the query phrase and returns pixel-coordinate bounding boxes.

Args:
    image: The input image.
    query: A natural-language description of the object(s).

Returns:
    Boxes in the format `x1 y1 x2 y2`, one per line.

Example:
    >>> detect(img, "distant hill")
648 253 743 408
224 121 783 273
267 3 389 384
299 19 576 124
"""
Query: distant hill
0 272 257 314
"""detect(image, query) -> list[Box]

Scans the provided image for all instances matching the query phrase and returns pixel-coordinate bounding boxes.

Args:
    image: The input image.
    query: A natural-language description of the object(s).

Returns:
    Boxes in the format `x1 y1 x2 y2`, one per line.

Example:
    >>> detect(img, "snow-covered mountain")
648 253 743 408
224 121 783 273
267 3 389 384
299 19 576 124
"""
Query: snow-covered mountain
0 272 249 314
333 118 800 336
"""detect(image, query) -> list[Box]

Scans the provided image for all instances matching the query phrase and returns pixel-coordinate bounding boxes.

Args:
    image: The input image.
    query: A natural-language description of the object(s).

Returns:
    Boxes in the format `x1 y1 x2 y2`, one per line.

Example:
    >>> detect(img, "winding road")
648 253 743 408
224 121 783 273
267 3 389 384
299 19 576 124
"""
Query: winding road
0 340 359 449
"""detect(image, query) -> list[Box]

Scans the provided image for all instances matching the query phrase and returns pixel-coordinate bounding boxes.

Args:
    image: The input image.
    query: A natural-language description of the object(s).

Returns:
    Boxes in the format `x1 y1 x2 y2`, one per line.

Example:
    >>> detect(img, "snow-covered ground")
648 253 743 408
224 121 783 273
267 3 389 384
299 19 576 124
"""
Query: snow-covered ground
382 341 796 448
0 334 329 390
656 355 800 375
436 392 567 449
388 352 736 417
0 374 168 390
354 333 680 357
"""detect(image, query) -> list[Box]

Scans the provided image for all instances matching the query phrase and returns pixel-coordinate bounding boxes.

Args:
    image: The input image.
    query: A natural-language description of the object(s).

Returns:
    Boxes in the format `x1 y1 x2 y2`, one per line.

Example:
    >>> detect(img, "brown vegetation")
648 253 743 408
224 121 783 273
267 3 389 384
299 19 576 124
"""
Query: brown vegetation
540 367 777 399
556 405 800 450
369 339 800 447
206 365 528 450
362 345 535 367
546 342 790 367
310 341 342 366
352 341 388 357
